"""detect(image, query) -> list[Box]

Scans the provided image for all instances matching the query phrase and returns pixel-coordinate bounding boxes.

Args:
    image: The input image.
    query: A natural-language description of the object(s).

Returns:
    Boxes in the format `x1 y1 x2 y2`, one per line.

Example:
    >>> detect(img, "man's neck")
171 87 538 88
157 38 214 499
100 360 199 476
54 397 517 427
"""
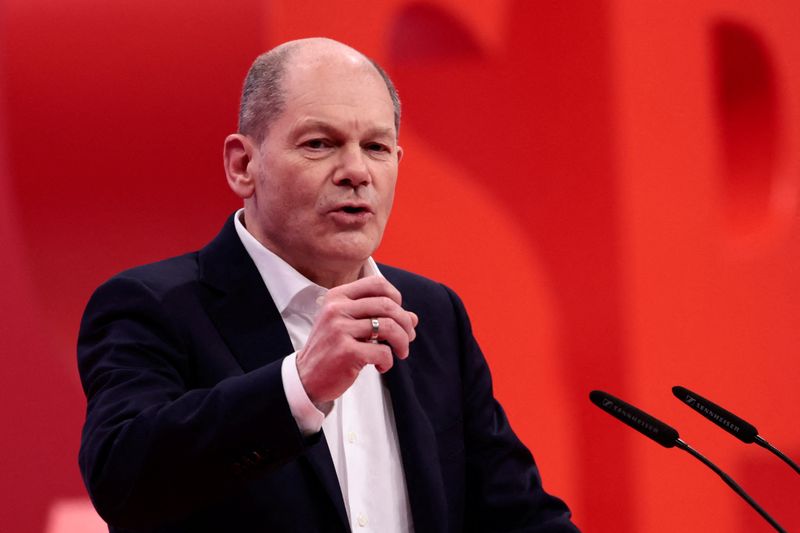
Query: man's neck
296 262 365 289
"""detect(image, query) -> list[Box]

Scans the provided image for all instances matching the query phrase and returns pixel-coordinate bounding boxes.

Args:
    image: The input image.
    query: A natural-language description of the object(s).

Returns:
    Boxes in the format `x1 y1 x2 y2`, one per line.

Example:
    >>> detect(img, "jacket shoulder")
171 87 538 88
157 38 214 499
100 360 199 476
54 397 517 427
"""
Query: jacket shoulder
104 251 202 295
95 212 241 296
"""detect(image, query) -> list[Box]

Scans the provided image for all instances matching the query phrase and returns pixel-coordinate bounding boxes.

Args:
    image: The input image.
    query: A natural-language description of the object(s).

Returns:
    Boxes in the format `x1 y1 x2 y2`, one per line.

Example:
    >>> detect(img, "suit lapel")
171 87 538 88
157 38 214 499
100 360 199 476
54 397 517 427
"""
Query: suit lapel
197 214 350 530
198 213 293 371
385 357 449 533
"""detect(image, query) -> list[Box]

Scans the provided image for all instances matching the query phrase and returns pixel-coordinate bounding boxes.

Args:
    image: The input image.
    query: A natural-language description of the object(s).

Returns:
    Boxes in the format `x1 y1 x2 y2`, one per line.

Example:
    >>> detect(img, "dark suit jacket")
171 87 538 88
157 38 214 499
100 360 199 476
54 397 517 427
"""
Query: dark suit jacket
78 214 578 532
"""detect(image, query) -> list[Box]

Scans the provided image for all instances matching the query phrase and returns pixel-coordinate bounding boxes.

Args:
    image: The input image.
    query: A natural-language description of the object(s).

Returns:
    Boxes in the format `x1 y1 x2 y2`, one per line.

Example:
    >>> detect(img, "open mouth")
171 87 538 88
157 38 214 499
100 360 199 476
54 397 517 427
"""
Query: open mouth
329 204 373 225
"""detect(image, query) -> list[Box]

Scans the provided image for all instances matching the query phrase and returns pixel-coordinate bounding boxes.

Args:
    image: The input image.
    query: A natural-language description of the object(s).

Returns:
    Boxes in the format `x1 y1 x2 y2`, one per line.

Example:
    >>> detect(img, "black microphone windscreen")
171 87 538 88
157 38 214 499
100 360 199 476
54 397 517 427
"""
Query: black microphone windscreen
589 390 680 448
672 386 759 443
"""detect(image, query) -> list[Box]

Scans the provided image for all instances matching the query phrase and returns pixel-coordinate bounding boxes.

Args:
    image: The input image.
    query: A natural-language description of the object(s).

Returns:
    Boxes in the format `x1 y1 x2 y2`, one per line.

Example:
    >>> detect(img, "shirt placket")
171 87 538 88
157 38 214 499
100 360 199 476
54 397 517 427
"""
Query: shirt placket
342 368 374 530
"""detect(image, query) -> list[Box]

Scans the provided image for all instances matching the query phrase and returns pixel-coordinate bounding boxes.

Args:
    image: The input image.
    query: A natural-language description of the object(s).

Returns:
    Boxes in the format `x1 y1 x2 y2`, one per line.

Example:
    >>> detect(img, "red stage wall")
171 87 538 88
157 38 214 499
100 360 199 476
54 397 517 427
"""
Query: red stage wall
1 1 798 531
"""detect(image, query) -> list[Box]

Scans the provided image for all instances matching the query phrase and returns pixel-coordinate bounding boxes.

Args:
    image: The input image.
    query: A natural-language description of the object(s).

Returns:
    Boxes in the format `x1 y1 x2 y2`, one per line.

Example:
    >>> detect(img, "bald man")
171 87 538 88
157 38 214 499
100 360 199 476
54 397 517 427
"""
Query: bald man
78 38 579 533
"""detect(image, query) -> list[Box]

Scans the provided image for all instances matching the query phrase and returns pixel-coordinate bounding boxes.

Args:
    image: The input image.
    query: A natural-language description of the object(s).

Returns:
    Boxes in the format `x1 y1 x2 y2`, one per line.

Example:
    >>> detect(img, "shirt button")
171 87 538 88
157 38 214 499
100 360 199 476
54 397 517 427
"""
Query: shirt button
347 431 357 444
315 295 325 306
356 514 368 527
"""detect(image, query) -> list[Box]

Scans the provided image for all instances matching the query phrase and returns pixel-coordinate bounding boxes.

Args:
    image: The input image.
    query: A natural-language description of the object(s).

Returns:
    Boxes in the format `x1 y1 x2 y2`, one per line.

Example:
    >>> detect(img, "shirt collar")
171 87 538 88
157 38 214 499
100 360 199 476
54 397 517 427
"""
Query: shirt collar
233 208 381 315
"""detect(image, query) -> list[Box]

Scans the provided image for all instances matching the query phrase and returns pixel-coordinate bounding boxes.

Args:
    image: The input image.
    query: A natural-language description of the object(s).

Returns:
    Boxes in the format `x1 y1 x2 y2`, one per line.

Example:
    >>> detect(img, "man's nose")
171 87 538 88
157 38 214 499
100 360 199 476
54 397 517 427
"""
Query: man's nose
333 144 371 188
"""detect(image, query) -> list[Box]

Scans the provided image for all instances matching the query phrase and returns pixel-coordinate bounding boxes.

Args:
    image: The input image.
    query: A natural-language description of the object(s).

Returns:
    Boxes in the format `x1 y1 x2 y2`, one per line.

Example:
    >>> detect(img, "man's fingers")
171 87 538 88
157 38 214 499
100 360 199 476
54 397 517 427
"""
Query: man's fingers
374 317 412 358
342 317 411 358
335 296 416 339
360 342 394 373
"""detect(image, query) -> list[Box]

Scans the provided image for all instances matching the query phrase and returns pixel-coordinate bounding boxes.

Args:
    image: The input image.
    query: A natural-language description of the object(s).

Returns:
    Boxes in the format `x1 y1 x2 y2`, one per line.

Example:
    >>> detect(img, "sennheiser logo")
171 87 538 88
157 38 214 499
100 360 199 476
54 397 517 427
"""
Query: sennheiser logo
686 396 740 433
603 398 659 434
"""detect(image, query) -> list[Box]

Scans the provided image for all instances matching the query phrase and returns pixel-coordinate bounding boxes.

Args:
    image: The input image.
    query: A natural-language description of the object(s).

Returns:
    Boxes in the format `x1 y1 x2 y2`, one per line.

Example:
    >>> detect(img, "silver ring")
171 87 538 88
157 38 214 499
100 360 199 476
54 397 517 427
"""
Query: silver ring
369 318 380 343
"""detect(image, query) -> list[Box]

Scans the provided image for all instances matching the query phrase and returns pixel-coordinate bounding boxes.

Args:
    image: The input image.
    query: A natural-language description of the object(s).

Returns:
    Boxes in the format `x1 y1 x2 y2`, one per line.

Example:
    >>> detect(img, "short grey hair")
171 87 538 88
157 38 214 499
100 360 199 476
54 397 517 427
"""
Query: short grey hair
237 44 402 143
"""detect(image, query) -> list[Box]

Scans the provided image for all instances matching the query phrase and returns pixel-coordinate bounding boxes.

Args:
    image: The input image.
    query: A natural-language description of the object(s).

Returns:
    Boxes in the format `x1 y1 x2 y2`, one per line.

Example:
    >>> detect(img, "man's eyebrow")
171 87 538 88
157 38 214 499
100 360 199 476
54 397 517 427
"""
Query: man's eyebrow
292 119 395 140
292 120 340 136
364 126 396 139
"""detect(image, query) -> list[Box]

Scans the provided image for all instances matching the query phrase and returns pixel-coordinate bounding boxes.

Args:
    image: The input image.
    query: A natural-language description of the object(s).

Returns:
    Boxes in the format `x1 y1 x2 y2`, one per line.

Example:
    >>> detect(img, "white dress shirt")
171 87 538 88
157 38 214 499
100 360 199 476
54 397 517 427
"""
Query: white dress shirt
234 209 413 532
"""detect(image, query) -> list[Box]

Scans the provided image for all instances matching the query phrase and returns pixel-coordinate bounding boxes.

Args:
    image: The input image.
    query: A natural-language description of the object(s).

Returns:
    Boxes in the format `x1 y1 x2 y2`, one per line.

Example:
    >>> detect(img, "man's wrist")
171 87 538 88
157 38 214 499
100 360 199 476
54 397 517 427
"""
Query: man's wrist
281 352 326 436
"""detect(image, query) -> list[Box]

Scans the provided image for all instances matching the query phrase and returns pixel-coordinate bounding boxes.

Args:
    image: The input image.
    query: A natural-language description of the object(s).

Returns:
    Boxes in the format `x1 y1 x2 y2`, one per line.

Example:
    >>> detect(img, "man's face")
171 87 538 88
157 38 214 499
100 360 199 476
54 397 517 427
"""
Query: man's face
245 53 401 284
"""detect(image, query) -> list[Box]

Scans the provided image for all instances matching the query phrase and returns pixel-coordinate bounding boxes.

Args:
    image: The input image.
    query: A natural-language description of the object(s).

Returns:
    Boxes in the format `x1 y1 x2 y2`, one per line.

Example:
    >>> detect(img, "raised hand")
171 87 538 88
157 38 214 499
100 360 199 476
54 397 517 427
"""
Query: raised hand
295 276 418 405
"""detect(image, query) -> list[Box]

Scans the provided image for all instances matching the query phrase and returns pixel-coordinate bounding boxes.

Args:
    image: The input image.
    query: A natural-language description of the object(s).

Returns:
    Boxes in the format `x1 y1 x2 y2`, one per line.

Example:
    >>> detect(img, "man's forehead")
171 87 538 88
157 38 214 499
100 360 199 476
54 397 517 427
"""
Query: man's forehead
279 52 393 118
284 48 376 84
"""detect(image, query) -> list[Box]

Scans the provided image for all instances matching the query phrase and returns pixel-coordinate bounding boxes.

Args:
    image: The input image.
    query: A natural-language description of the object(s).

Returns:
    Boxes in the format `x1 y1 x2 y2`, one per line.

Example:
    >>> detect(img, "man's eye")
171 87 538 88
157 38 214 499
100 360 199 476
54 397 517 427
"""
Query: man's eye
303 139 330 149
365 143 389 153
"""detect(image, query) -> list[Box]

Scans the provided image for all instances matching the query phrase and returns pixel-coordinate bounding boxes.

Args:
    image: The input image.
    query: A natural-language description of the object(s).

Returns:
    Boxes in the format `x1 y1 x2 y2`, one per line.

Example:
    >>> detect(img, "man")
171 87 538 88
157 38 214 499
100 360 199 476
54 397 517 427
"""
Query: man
78 38 579 532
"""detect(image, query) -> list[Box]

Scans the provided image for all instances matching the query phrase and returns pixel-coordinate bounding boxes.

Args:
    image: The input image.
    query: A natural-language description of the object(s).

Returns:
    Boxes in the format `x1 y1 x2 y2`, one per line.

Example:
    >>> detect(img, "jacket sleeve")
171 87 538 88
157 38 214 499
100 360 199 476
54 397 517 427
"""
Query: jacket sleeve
442 285 580 532
77 274 313 529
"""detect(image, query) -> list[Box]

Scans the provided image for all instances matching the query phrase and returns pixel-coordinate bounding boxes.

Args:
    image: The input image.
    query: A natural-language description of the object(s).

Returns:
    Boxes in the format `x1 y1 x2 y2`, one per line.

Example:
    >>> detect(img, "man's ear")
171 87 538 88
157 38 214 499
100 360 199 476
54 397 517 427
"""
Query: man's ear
396 145 403 163
224 133 257 199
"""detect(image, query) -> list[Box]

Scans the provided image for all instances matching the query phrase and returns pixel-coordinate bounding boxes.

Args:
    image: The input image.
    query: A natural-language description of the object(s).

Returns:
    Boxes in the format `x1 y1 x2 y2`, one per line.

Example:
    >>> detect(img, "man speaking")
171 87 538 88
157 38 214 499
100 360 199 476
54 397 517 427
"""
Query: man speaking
78 37 579 532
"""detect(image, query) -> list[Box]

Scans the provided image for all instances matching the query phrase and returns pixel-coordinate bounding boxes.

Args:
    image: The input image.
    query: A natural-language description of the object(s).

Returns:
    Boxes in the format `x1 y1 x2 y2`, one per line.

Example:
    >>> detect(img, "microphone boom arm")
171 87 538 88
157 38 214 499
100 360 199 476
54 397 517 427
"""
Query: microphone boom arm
674 439 787 533
754 435 800 475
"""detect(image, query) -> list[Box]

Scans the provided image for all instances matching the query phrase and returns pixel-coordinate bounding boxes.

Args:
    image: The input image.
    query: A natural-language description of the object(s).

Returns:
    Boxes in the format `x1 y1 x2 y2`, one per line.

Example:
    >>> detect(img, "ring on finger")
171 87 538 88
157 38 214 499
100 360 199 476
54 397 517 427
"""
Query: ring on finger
369 317 380 343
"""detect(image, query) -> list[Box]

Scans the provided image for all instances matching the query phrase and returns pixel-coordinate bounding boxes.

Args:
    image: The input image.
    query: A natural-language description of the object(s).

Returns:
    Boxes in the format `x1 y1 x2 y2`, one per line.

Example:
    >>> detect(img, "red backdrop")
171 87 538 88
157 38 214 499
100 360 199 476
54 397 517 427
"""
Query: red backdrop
2 1 798 531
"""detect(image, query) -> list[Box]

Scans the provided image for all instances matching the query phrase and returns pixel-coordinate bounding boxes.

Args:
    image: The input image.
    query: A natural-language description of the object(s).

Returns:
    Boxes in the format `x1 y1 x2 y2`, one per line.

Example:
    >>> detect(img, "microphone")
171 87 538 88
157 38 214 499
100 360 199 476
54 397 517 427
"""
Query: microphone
590 390 787 533
673 385 800 475
589 390 679 447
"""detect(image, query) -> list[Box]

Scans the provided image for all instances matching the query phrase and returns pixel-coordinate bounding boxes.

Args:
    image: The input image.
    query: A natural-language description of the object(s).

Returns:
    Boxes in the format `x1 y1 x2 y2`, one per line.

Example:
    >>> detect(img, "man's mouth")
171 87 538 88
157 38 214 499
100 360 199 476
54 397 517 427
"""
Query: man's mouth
330 202 373 214
328 203 374 225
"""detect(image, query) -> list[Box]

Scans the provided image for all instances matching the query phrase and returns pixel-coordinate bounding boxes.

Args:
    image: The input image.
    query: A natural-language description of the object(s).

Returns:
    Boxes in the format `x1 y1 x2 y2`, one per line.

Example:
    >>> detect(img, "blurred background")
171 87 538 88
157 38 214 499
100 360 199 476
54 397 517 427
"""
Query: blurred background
1 0 798 531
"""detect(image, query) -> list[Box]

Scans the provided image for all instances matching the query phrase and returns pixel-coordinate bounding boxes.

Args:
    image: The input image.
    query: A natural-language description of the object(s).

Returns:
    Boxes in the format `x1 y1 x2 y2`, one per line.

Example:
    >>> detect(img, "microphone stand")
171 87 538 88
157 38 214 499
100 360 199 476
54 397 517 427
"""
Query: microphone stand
754 435 800 475
675 439 787 533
